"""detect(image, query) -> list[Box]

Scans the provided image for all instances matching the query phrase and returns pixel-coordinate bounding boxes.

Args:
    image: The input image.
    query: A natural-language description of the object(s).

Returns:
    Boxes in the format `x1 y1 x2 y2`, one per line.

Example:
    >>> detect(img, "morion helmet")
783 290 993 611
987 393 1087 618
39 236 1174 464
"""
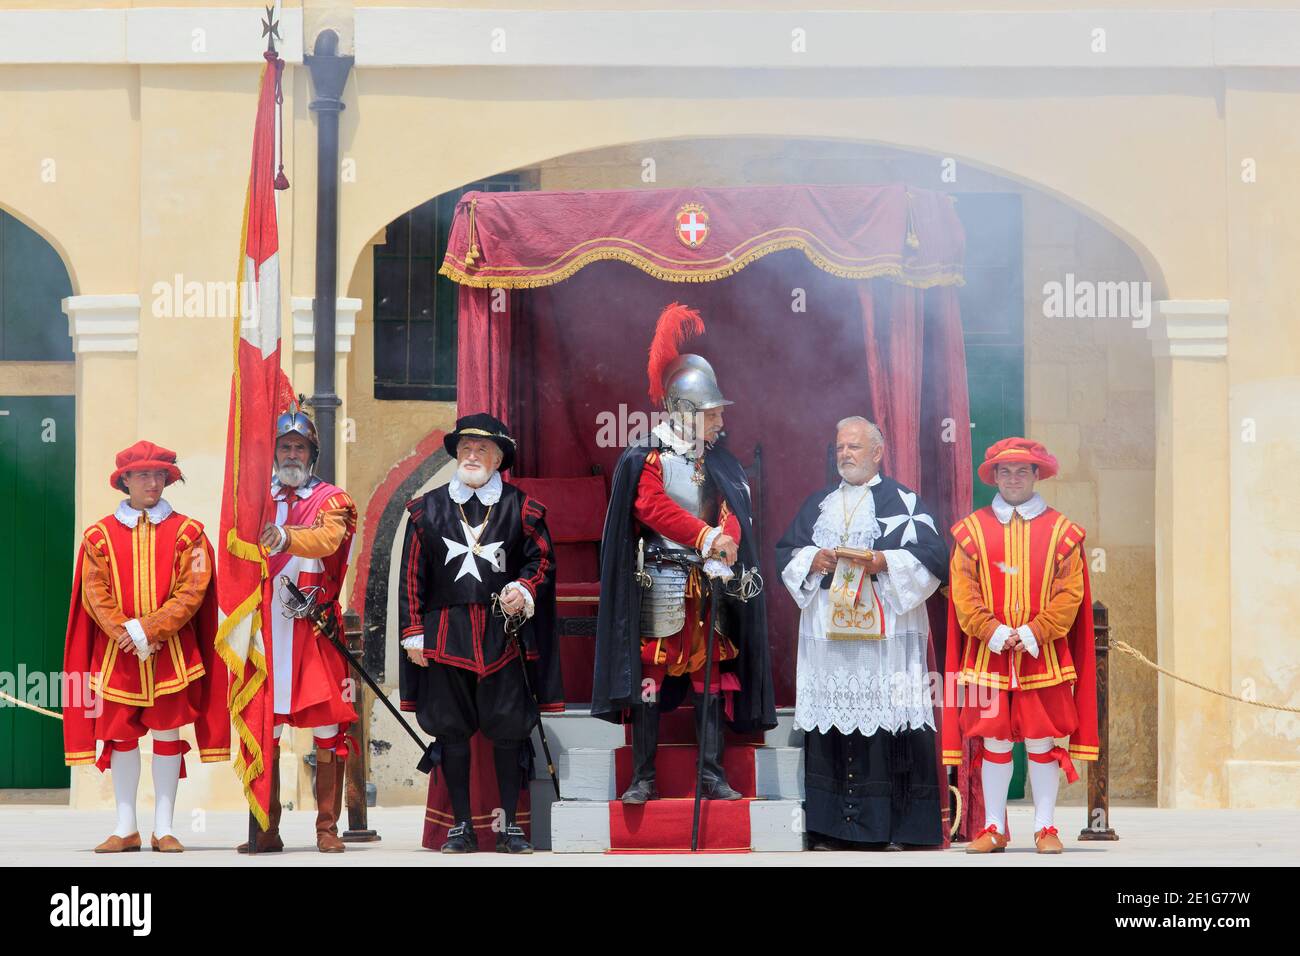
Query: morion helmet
646 303 732 414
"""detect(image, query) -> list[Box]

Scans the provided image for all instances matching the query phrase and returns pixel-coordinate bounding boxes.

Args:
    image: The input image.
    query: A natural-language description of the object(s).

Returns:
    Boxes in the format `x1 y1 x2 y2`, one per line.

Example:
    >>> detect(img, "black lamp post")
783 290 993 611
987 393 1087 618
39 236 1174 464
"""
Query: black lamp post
303 29 353 483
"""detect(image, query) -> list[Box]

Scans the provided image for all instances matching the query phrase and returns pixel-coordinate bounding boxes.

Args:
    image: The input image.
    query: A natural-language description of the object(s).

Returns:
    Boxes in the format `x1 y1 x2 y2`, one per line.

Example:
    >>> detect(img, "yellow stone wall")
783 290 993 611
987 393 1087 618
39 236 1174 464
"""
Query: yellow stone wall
2 2 1296 811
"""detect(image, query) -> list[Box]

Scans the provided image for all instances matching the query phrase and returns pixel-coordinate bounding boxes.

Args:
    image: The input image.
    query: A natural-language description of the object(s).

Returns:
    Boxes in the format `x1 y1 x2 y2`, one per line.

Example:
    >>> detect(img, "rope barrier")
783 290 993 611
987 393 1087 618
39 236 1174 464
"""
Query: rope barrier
1109 639 1300 714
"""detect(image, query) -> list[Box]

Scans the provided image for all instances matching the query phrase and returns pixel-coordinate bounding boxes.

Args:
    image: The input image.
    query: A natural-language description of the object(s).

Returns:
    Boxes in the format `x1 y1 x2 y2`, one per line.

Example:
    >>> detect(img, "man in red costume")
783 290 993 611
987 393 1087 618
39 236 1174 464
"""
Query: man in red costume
942 437 1098 854
63 441 228 853
236 405 358 853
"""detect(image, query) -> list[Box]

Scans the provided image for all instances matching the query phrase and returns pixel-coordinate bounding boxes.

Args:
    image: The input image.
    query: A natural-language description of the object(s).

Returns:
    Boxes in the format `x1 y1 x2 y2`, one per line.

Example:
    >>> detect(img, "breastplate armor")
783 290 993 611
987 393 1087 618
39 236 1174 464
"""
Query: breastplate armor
641 451 717 554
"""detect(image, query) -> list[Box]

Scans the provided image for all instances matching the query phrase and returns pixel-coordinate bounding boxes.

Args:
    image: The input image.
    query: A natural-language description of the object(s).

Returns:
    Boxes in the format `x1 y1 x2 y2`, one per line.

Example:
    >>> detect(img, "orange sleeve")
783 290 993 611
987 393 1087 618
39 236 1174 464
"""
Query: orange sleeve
283 495 356 559
1026 546 1085 644
138 539 212 647
949 547 1001 643
81 537 129 642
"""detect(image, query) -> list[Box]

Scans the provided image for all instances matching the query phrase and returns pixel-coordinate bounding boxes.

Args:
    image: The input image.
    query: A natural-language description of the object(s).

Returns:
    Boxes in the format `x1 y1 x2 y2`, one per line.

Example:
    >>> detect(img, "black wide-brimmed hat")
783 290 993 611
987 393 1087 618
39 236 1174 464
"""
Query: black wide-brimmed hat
444 412 516 472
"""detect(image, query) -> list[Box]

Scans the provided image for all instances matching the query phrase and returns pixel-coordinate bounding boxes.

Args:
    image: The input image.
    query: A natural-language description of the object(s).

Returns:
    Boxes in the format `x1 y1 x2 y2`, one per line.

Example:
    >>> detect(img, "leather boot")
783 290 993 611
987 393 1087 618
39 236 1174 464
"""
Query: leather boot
696 695 742 801
237 743 284 853
314 748 346 853
619 701 659 804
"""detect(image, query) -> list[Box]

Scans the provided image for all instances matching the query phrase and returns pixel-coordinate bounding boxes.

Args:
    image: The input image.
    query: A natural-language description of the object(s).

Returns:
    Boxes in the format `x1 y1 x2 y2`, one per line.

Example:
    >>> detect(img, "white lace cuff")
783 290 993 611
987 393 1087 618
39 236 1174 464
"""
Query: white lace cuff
781 545 821 609
401 633 424 650
988 624 1014 654
502 581 536 619
125 619 151 657
875 549 940 615
1017 624 1039 658
703 557 734 581
699 526 722 560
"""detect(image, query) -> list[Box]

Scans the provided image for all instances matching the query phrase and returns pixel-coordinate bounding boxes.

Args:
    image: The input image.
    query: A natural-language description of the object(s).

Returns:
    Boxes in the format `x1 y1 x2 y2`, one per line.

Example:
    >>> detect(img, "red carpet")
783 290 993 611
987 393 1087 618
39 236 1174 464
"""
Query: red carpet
623 705 766 746
609 798 752 852
614 743 757 798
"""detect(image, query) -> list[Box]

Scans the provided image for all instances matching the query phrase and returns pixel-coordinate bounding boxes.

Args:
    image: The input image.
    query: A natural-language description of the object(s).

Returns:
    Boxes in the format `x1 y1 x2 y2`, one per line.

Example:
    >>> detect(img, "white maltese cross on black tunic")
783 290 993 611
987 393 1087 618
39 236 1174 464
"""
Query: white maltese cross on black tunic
442 518 506 582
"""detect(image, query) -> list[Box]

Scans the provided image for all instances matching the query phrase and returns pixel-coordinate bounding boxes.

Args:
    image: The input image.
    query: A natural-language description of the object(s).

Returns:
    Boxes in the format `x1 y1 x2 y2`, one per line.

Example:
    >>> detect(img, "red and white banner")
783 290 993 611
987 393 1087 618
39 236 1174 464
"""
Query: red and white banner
216 49 291 829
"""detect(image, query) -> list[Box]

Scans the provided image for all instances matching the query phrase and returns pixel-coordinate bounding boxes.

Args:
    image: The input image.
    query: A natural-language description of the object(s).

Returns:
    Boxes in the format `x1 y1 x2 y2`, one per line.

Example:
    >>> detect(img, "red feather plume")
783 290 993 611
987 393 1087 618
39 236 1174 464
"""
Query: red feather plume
647 302 704 403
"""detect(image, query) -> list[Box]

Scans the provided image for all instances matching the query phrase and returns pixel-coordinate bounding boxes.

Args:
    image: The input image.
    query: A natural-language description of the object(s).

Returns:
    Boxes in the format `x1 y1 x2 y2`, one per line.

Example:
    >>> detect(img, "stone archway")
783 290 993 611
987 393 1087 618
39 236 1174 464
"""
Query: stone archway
337 133 1214 808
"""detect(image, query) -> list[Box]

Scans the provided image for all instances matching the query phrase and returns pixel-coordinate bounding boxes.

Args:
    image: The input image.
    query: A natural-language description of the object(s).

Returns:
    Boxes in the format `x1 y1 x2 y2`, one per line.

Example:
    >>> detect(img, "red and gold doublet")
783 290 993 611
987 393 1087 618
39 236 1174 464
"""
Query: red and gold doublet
941 505 1098 766
62 510 229 765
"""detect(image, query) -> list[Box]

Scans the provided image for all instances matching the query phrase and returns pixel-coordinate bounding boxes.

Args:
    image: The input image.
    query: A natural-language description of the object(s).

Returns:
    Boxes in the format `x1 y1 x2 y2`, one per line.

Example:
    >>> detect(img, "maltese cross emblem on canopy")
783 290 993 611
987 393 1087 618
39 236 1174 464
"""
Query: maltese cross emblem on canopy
442 519 504 582
676 202 709 248
877 489 937 547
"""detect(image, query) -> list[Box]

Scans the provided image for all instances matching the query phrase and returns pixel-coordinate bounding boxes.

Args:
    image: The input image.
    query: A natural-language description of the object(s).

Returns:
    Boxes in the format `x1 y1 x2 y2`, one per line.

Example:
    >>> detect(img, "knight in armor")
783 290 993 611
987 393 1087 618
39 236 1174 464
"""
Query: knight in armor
592 303 776 804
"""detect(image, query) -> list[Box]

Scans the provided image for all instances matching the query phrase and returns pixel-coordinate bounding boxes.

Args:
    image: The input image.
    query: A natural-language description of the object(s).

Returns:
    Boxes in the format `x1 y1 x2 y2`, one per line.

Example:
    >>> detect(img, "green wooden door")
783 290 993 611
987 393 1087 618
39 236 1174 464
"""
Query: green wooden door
0 396 75 788
955 193 1028 796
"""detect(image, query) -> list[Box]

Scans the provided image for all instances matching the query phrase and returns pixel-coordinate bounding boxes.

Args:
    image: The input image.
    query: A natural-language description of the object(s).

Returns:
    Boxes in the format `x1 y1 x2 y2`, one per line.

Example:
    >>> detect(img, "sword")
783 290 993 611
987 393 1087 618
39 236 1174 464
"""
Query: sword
691 577 721 852
491 592 562 801
278 576 441 776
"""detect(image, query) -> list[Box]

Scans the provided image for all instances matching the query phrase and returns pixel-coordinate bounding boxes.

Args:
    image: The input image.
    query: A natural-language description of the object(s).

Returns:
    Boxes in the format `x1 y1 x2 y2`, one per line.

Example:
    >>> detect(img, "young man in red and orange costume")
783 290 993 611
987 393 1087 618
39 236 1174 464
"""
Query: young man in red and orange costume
942 437 1098 854
62 441 228 853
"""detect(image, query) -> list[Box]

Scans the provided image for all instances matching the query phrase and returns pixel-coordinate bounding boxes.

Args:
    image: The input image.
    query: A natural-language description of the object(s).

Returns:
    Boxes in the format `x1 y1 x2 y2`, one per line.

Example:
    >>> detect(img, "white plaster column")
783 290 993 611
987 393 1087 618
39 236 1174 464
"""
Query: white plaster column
1148 299 1231 808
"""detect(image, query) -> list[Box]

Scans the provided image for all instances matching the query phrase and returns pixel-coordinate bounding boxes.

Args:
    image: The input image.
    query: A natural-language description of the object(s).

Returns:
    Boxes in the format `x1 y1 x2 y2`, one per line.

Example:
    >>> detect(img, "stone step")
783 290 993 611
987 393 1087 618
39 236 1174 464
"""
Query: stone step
550 797 805 853
529 706 802 780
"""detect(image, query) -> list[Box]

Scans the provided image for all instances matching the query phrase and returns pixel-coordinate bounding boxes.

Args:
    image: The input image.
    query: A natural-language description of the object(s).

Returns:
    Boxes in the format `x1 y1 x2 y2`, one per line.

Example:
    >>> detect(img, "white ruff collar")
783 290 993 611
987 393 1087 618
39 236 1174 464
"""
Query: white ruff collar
812 474 881 550
991 492 1047 524
449 469 502 505
652 420 700 459
114 498 173 529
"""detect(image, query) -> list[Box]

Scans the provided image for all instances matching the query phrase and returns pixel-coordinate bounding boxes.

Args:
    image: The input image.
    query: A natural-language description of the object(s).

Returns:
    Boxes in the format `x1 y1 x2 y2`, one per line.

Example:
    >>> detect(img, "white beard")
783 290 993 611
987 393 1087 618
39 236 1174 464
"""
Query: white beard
837 461 875 485
457 464 491 488
276 461 308 487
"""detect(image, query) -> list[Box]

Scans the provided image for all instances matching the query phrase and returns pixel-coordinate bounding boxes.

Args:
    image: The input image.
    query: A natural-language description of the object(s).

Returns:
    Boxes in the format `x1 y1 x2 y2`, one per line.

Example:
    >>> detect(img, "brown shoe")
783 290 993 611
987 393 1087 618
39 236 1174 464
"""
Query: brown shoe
150 833 185 853
1035 826 1064 854
314 748 346 853
965 824 1010 854
94 832 142 853
237 743 284 853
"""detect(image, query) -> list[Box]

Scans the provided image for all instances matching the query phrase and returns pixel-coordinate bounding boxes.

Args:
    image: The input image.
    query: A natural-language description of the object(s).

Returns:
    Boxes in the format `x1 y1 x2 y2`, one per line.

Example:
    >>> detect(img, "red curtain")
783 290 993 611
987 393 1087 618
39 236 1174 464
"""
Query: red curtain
461 250 972 710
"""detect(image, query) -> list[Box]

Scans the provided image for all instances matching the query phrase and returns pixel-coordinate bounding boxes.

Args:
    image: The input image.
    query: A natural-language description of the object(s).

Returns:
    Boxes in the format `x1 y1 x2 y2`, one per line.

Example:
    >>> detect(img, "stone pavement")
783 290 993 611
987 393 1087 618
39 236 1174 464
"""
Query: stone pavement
1 803 1296 866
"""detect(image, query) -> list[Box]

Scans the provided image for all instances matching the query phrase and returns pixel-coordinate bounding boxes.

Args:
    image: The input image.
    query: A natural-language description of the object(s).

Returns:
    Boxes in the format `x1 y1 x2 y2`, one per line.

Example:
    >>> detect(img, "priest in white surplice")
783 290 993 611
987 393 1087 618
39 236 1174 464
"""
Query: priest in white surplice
776 417 949 849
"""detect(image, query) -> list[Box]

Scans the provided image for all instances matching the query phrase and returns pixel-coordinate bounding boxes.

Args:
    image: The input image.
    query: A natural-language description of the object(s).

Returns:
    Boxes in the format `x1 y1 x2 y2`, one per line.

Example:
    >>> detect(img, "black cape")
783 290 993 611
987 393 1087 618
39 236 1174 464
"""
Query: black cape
775 475 949 588
591 436 776 732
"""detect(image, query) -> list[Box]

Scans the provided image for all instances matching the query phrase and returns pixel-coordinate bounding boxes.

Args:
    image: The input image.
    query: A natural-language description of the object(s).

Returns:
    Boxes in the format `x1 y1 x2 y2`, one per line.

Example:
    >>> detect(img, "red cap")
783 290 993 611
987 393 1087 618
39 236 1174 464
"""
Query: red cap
977 437 1058 486
109 440 183 492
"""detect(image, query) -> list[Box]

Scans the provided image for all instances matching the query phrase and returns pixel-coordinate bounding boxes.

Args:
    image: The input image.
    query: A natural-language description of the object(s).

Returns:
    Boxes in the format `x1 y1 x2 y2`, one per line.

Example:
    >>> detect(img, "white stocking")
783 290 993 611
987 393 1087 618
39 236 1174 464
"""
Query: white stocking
1025 737 1059 831
981 737 1015 832
151 728 182 839
110 741 141 837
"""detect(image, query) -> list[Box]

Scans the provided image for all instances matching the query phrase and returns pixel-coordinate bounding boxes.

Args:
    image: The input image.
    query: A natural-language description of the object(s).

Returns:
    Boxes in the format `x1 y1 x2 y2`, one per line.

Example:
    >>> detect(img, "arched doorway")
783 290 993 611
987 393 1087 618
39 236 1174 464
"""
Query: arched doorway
0 207 76 790
343 135 1160 806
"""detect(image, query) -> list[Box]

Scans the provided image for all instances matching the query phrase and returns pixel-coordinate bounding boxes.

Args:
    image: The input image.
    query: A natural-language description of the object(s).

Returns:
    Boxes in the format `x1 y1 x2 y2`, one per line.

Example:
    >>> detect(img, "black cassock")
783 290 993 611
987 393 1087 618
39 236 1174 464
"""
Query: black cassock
776 474 949 847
